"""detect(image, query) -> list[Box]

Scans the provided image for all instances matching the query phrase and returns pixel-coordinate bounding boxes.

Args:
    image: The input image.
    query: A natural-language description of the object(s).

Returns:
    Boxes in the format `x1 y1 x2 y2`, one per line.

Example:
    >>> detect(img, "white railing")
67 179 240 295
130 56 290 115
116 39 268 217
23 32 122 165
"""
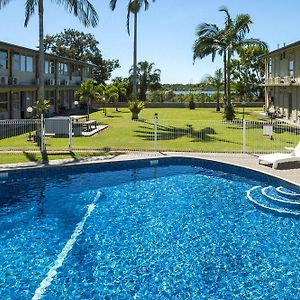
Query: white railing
0 118 299 154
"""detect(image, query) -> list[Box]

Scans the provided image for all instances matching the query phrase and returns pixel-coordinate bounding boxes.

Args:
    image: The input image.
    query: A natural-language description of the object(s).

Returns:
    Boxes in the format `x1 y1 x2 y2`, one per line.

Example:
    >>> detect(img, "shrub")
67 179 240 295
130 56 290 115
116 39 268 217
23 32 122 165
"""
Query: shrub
129 101 144 120
224 103 236 120
189 100 196 110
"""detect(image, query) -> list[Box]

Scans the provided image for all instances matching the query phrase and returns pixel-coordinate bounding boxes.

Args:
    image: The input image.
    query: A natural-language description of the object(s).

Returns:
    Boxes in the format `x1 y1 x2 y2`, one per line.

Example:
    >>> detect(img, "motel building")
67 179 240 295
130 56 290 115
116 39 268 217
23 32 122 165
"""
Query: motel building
0 41 94 120
264 41 300 123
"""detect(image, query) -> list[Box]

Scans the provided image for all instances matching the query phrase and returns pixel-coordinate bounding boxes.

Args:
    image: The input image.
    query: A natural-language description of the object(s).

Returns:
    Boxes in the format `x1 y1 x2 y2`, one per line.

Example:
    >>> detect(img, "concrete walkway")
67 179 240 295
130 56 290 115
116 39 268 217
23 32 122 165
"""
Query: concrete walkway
0 152 299 187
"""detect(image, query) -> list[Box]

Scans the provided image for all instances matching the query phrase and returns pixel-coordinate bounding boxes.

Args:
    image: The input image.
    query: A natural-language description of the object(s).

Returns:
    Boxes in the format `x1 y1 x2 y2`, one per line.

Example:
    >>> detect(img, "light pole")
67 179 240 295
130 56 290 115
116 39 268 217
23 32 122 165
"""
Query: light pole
26 106 33 141
242 100 246 120
103 97 107 116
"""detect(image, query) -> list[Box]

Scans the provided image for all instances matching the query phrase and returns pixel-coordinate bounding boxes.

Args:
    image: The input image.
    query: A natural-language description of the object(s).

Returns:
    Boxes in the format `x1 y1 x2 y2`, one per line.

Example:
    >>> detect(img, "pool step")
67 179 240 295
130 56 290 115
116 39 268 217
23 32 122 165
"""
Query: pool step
246 186 300 218
261 186 300 209
276 186 300 198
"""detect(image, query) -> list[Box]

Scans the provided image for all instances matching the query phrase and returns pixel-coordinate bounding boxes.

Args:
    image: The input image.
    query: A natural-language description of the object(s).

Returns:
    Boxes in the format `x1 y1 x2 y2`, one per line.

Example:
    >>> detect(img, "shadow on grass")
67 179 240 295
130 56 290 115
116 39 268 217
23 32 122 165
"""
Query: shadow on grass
134 121 242 146
23 151 39 162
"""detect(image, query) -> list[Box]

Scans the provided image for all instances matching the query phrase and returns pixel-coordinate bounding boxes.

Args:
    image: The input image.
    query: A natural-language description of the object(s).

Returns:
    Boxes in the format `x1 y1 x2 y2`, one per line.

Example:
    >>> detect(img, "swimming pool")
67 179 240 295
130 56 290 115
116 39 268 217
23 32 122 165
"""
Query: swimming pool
1 157 300 299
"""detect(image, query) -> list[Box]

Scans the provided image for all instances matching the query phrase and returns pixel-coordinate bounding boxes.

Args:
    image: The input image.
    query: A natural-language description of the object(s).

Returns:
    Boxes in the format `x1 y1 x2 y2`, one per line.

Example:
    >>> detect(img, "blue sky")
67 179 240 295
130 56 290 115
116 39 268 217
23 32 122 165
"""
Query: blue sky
0 0 299 83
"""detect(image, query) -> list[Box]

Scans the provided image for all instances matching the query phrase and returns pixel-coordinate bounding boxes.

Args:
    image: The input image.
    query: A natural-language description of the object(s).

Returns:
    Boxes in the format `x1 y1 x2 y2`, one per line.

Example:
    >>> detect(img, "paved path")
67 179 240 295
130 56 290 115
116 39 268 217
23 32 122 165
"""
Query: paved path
1 152 299 186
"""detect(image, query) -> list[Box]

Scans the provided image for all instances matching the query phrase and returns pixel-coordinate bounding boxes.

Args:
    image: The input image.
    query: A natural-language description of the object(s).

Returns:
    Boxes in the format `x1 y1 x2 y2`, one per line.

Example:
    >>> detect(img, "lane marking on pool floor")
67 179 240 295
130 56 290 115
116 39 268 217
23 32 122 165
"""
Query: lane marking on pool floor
32 191 102 300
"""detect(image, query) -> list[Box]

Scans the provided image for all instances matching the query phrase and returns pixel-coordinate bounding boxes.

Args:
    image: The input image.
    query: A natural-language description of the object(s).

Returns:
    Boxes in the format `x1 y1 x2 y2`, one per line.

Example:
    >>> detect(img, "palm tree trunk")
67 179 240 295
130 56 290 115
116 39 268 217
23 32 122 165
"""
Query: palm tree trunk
132 10 138 100
216 88 220 111
38 0 45 102
223 51 227 104
227 49 231 105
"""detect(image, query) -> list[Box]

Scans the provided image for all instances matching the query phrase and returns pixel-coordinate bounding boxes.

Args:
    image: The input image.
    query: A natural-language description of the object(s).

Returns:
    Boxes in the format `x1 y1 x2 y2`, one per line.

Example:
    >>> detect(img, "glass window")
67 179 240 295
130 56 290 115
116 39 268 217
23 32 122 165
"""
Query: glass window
13 53 34 72
82 67 90 77
13 54 21 71
72 64 80 76
26 56 33 72
45 60 49 74
0 93 8 113
45 60 55 74
289 60 294 77
45 91 55 105
59 62 68 75
21 55 26 72
268 58 272 78
0 50 8 69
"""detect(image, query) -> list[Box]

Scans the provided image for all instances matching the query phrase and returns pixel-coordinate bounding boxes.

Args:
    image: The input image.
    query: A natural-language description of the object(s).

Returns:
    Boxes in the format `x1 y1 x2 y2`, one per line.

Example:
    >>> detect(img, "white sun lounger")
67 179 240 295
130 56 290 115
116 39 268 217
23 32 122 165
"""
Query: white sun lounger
258 142 300 169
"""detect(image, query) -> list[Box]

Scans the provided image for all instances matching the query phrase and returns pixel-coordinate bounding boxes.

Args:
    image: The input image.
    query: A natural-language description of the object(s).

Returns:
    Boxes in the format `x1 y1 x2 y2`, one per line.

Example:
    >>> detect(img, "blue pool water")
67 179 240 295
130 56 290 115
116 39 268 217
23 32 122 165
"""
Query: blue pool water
0 158 300 299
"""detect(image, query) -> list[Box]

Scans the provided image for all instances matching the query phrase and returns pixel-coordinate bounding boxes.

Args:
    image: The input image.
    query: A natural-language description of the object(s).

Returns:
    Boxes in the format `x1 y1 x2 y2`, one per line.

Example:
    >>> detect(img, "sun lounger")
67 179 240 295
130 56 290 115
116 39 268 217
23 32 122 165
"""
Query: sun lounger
258 142 300 168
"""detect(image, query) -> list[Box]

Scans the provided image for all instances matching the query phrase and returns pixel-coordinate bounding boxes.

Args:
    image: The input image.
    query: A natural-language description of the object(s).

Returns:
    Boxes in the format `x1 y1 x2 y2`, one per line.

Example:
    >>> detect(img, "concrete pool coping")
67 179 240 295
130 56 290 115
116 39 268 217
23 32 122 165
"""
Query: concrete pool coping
0 152 300 187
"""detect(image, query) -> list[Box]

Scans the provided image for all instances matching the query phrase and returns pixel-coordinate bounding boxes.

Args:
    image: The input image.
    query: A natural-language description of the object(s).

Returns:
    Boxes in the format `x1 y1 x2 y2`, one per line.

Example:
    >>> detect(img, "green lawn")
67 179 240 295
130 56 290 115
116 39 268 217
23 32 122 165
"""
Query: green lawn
0 151 115 164
0 107 299 159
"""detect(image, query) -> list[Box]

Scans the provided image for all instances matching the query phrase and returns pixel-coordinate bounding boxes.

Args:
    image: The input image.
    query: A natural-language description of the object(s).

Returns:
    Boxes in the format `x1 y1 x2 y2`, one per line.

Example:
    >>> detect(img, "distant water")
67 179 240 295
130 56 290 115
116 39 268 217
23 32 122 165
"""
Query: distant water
174 90 217 96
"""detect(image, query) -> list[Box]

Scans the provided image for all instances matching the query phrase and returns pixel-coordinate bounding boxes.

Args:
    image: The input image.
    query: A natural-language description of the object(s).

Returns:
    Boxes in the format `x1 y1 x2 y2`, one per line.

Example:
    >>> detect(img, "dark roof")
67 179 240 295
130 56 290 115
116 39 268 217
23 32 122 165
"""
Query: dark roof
0 40 95 67
267 40 300 56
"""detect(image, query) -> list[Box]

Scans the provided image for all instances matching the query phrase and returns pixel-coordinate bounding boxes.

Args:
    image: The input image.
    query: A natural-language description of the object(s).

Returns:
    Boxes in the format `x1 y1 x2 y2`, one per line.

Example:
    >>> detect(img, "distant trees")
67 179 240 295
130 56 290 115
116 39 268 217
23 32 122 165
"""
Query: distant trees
44 29 120 84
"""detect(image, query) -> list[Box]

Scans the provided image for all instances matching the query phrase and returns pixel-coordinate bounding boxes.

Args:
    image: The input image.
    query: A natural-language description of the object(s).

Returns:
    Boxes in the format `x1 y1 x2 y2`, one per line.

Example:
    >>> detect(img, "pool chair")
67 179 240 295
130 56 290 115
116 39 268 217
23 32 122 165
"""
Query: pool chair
258 142 300 169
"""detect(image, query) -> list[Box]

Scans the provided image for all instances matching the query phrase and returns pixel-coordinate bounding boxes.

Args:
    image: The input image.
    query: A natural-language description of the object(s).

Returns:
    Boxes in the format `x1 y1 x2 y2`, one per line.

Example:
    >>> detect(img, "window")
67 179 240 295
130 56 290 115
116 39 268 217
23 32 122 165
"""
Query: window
21 55 26 71
0 93 8 113
13 53 34 72
58 62 68 75
268 58 272 78
82 66 90 77
72 64 80 76
45 91 55 105
0 50 8 69
289 60 294 77
45 60 55 74
26 56 33 72
13 54 21 71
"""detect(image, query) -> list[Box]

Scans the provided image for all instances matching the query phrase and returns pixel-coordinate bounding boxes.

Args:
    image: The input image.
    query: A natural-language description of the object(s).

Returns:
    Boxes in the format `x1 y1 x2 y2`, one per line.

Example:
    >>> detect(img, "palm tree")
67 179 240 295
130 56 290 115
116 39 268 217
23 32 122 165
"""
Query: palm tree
110 0 155 100
75 78 101 119
132 61 161 101
208 69 223 111
193 23 228 102
193 7 267 108
0 0 98 104
112 80 127 110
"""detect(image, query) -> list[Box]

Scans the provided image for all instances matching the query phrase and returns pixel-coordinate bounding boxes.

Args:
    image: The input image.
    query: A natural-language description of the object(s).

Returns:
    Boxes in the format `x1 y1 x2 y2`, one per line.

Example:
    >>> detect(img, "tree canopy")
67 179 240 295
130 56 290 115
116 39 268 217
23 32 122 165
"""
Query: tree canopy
44 29 120 84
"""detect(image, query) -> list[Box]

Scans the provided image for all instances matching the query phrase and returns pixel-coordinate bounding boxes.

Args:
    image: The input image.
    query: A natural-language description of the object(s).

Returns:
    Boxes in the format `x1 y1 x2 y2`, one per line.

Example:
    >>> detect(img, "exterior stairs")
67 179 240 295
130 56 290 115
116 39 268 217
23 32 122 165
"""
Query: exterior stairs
247 185 300 218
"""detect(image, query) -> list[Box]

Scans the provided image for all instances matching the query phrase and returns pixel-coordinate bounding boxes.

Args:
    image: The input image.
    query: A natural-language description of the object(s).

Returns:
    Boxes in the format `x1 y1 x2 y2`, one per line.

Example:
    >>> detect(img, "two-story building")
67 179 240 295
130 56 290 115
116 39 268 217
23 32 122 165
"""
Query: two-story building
0 41 94 119
264 41 300 123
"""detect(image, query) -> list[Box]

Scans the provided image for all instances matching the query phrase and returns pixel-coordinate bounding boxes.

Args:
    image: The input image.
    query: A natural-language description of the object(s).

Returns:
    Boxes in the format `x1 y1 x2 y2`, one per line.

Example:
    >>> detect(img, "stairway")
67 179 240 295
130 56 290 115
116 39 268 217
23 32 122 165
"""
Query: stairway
246 185 300 218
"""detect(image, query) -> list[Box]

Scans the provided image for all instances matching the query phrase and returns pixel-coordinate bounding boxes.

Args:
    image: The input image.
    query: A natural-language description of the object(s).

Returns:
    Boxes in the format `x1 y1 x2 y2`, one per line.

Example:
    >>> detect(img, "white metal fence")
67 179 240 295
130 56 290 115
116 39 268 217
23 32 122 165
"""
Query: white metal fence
0 117 299 153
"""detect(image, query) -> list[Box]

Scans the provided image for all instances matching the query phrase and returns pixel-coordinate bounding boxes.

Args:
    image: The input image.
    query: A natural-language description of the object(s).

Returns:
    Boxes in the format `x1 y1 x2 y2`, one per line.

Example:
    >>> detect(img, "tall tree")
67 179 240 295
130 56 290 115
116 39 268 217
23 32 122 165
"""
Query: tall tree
231 45 268 101
218 7 268 105
193 23 227 101
110 0 155 100
0 0 98 103
193 6 267 108
44 29 120 84
132 61 161 101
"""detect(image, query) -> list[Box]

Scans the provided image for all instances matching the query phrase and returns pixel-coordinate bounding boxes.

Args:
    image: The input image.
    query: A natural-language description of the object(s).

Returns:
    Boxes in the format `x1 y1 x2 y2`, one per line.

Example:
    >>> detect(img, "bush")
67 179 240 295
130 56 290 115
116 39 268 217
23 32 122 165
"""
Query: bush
224 103 236 120
129 101 144 120
189 100 196 110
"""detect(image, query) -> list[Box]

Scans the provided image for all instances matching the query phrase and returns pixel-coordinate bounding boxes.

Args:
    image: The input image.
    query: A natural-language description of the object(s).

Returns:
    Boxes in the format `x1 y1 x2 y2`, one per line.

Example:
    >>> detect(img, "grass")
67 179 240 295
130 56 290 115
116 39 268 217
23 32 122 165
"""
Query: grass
0 106 299 163
0 151 115 164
